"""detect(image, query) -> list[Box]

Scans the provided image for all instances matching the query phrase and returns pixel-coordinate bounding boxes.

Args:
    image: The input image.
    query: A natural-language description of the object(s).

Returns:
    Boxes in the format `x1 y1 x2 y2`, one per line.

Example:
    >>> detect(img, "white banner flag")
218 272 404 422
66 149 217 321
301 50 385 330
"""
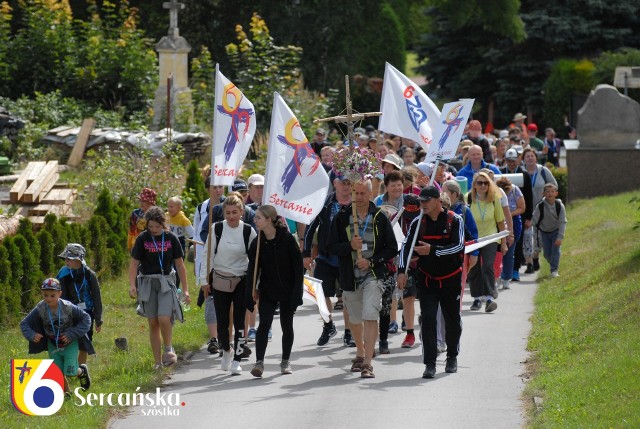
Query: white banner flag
211 64 256 186
263 93 329 224
379 62 441 153
424 98 475 163
303 275 331 323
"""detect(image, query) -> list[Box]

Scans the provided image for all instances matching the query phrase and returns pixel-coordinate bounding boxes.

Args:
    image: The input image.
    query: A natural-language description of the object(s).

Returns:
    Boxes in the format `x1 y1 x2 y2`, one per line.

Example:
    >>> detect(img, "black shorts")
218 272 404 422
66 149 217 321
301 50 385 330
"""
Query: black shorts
314 258 340 298
402 271 418 298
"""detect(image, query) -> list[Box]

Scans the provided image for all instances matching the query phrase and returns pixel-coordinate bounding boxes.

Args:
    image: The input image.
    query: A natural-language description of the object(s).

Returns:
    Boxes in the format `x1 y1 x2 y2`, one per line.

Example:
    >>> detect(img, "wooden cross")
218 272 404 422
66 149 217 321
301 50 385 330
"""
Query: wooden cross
163 0 185 37
314 75 381 153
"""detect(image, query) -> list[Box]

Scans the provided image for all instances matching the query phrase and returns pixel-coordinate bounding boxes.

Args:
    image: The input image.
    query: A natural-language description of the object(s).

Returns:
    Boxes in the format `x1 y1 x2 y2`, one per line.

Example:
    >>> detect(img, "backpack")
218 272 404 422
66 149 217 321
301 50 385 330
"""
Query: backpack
213 221 252 255
535 200 561 229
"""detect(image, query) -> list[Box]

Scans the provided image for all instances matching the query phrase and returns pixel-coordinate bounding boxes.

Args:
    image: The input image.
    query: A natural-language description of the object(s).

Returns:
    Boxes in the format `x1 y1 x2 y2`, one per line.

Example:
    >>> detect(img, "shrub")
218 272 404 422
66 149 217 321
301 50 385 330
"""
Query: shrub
549 165 568 203
44 213 68 258
0 244 11 324
86 215 110 278
2 236 22 320
12 235 42 312
36 229 56 277
95 188 127 275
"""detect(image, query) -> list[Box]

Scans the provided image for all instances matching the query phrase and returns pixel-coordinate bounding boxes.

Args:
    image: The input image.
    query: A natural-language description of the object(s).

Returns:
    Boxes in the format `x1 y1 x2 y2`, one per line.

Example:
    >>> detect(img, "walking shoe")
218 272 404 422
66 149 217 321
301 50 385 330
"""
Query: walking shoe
280 360 293 375
401 332 415 348
524 263 534 274
317 322 337 346
436 342 447 355
502 279 511 290
78 364 91 391
333 299 344 310
388 320 398 334
162 349 177 367
492 286 499 299
470 299 482 310
221 349 233 371
343 330 356 347
247 328 256 342
445 356 458 373
360 364 375 378
533 258 540 271
230 360 242 375
251 361 264 378
351 356 364 372
485 300 498 313
551 271 559 278
379 340 390 355
423 365 436 379
207 338 220 354
241 343 252 359
512 271 521 281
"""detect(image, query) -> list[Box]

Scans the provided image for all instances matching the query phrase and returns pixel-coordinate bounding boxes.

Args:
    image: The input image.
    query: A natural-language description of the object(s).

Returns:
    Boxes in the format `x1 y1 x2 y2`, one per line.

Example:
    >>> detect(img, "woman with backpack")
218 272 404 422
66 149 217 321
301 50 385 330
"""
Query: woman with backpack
198 194 257 376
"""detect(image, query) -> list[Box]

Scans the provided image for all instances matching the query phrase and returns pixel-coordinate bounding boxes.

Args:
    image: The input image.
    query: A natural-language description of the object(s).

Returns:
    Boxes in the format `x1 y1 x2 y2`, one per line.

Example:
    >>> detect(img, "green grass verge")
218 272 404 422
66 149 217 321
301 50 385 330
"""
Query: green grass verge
0 261 208 428
525 191 640 428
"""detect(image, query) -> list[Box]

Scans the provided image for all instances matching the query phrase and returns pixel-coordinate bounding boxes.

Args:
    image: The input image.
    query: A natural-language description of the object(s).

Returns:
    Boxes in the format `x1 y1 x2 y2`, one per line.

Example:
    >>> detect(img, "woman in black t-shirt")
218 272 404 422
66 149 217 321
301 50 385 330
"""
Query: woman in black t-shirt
129 206 190 369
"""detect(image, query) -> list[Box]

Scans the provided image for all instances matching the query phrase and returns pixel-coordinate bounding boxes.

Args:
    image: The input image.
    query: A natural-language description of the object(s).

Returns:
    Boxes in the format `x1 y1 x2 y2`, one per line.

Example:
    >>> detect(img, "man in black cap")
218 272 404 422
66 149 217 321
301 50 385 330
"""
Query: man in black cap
397 186 465 379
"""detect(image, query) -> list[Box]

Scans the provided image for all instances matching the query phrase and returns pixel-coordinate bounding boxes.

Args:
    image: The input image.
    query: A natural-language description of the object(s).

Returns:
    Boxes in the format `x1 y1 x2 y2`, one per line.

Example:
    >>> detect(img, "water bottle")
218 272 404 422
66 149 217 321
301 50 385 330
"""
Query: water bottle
176 288 190 312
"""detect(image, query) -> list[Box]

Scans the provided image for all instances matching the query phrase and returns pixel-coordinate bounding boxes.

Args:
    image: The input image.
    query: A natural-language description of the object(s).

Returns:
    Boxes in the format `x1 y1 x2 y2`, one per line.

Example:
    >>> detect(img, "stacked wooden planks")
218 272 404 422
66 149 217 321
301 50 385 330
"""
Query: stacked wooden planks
5 161 77 227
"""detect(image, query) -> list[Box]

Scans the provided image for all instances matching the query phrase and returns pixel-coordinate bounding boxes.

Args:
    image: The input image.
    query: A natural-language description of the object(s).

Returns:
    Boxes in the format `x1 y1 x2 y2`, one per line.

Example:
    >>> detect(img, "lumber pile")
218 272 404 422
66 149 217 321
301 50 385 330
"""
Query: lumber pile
0 214 22 241
4 161 78 228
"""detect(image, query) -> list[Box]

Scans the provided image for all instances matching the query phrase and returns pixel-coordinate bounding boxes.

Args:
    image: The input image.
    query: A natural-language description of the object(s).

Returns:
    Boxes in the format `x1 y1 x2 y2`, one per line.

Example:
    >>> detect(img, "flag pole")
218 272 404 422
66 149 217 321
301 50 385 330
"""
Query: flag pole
205 63 221 292
345 75 362 261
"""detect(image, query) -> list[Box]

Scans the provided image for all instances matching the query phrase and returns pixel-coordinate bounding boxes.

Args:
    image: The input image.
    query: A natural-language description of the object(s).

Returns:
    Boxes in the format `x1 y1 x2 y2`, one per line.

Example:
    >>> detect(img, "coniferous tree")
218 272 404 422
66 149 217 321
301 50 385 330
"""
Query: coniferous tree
36 228 56 277
2 237 23 319
0 245 11 324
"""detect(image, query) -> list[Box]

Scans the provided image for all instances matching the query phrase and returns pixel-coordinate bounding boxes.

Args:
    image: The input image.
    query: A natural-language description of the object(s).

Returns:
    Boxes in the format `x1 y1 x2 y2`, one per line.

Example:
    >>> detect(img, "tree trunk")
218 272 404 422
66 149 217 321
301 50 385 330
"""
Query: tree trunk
0 215 22 241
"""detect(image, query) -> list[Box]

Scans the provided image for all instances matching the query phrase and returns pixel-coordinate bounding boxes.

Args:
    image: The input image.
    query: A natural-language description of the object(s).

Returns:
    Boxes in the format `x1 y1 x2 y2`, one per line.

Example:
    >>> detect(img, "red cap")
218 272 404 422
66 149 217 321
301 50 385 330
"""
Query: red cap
527 123 538 131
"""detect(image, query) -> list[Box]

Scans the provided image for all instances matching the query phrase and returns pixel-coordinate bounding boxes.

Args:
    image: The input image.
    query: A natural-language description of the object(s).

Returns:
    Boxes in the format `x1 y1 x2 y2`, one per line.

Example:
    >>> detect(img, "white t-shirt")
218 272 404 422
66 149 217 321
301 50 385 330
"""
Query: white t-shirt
197 220 257 284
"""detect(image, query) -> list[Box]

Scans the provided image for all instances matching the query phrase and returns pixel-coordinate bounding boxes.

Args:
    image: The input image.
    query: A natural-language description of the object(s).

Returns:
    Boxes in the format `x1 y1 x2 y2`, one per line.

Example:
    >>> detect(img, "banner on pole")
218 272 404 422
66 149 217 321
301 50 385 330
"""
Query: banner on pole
303 275 331 323
211 64 256 186
424 99 475 163
379 62 440 153
263 93 329 224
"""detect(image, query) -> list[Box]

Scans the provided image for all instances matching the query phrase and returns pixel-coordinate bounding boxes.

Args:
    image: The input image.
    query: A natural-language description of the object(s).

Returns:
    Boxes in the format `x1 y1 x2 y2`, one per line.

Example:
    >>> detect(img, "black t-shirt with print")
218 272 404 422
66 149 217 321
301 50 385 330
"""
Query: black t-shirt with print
131 230 184 275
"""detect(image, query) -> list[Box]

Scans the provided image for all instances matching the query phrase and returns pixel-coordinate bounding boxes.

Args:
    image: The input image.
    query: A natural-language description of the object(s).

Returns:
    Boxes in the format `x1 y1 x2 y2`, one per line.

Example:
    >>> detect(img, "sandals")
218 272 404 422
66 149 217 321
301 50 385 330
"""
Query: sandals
333 300 344 310
351 356 364 372
361 365 375 378
162 350 178 367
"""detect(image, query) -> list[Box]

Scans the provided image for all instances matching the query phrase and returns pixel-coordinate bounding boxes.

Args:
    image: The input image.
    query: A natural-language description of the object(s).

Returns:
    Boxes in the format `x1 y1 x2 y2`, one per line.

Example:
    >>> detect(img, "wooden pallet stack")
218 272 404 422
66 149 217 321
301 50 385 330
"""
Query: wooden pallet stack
4 161 78 227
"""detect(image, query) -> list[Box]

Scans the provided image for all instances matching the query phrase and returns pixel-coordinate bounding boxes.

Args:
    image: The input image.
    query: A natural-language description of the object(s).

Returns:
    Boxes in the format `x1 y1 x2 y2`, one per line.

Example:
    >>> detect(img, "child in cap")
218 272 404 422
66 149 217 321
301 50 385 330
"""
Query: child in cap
20 278 93 394
166 196 195 290
56 243 103 368
128 187 157 250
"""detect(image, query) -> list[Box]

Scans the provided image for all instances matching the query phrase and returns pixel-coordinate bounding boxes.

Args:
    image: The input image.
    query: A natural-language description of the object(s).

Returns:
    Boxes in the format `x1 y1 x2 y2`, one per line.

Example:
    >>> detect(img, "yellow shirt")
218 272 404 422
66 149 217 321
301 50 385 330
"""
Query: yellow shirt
469 195 504 241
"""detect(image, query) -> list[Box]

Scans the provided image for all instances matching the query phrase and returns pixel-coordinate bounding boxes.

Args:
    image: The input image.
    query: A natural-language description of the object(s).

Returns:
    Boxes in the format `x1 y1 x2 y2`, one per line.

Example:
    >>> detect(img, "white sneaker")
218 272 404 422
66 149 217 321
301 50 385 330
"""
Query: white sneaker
230 360 242 375
551 271 559 278
221 349 233 371
502 279 511 290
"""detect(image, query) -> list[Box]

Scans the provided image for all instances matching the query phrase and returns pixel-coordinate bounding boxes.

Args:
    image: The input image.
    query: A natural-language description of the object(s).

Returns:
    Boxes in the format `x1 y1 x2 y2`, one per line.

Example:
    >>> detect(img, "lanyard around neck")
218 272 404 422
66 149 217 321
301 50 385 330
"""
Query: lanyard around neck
46 304 61 347
357 213 371 237
476 199 488 221
70 266 86 301
151 231 165 269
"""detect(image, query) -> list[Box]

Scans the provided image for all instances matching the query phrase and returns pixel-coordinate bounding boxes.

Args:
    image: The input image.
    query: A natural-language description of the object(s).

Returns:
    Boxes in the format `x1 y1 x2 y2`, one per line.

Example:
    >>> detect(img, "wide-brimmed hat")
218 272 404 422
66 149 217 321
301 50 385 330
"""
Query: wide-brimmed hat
138 187 157 205
512 113 527 122
382 153 404 170
58 243 86 261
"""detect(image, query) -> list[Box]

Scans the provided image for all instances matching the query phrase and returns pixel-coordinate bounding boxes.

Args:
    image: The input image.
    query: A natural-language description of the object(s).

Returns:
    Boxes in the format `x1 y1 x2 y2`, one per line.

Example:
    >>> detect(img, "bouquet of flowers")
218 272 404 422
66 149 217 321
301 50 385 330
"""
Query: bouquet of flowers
331 145 382 182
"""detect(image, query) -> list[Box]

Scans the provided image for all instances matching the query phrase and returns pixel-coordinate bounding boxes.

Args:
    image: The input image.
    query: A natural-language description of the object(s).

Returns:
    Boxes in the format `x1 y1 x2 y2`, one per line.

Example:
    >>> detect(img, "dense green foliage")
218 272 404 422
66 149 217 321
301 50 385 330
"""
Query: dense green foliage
0 0 156 115
416 0 640 130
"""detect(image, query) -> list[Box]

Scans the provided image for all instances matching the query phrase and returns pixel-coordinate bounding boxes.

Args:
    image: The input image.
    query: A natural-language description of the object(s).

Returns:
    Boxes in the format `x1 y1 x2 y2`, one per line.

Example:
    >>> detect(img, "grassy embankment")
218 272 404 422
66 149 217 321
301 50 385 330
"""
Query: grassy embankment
0 262 208 428
525 191 640 427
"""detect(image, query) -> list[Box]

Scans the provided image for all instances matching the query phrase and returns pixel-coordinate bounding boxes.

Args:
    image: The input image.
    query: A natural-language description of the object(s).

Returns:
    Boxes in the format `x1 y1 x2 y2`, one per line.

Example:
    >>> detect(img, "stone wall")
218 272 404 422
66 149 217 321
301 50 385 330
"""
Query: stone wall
567 149 640 201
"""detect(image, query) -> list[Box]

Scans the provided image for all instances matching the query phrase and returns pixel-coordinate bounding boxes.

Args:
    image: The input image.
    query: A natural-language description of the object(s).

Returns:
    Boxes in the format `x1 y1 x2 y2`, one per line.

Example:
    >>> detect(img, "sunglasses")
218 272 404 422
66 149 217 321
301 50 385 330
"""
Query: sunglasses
475 181 489 186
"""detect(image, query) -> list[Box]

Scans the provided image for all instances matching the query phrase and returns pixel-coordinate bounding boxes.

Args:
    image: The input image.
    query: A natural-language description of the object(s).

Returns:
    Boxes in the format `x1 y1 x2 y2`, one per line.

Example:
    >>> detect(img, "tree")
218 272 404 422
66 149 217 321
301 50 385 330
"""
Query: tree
36 228 56 276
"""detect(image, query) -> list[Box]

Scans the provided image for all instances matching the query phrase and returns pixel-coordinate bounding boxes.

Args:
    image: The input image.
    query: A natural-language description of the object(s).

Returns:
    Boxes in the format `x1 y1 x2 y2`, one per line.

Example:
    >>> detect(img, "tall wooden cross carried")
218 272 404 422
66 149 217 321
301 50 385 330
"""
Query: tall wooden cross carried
315 75 381 153
314 75 382 257
163 0 185 37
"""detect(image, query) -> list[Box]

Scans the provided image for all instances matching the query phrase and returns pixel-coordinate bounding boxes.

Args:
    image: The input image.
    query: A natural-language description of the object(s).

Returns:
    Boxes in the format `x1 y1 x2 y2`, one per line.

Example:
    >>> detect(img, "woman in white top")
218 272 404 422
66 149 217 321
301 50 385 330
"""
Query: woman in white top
198 194 256 375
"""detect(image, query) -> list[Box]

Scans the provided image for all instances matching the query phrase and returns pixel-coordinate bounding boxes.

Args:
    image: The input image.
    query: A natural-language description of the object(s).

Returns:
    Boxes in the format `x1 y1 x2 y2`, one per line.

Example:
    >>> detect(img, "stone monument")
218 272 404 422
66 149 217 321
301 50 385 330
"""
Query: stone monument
152 0 193 129
568 84 640 201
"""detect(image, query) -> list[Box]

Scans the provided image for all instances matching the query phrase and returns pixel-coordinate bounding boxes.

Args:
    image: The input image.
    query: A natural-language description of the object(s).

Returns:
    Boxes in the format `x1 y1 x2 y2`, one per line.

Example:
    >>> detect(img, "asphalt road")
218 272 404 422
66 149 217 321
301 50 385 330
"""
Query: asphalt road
110 271 537 429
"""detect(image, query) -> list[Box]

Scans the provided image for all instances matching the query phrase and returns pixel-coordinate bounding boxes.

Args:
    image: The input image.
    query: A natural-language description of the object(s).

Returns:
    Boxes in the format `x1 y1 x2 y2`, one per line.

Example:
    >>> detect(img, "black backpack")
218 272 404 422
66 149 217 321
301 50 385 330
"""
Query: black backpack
535 200 561 229
213 221 252 255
